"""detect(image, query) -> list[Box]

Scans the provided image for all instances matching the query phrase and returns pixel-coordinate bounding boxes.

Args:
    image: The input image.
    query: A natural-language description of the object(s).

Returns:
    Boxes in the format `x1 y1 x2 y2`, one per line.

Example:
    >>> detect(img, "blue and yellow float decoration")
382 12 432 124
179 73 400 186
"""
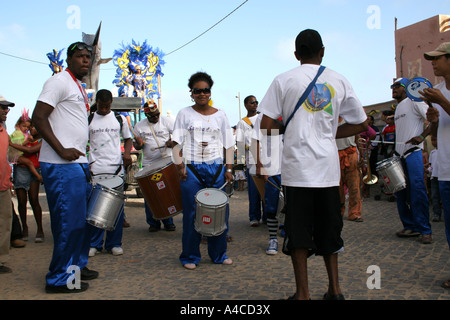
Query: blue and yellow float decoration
112 40 165 106
47 48 65 75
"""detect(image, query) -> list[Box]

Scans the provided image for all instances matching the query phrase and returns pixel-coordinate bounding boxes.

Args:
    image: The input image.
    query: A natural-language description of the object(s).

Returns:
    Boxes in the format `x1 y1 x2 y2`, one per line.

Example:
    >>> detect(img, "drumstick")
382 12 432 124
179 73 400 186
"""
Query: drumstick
368 141 419 145
151 146 166 151
266 179 282 191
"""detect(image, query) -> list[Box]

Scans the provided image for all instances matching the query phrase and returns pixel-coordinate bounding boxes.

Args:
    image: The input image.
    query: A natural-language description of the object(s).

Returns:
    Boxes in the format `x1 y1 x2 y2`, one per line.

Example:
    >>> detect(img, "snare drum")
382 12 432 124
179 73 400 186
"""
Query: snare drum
87 184 126 231
92 174 124 191
134 157 182 220
376 157 407 194
195 188 229 237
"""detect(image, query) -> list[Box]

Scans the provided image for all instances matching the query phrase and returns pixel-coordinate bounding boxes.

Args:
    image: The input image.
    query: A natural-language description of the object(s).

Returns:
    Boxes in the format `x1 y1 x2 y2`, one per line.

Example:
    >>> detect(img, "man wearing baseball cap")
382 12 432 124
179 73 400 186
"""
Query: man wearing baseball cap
424 42 450 61
0 95 14 274
422 42 450 289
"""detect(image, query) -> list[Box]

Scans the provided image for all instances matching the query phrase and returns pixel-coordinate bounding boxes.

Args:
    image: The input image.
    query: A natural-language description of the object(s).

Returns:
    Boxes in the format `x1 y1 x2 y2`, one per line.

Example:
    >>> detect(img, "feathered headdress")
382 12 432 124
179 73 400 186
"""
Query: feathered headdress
20 108 30 122
47 48 65 74
112 40 165 106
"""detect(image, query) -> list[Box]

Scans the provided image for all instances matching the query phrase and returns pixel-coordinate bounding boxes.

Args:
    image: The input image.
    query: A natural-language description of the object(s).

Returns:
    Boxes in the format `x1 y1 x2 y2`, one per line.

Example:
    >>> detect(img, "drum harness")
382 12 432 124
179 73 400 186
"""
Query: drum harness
187 163 224 189
393 146 421 200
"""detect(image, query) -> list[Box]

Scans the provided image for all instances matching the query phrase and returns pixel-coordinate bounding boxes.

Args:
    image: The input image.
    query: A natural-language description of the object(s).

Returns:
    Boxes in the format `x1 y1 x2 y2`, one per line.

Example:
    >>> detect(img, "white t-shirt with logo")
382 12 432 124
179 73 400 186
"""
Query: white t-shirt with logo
433 82 450 181
37 71 89 164
259 64 367 188
394 98 428 156
172 106 235 164
88 112 132 175
134 116 175 166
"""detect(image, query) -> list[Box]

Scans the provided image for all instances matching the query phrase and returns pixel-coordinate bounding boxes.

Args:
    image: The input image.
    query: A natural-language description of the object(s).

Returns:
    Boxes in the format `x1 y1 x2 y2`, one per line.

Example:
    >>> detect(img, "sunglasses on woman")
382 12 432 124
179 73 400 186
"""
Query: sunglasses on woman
192 88 211 95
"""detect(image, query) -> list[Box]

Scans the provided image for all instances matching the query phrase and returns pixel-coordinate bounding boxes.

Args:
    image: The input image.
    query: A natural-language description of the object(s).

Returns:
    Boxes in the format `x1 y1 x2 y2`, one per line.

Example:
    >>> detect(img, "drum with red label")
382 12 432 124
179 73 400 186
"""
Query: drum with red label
194 188 229 237
134 157 183 220
376 157 406 194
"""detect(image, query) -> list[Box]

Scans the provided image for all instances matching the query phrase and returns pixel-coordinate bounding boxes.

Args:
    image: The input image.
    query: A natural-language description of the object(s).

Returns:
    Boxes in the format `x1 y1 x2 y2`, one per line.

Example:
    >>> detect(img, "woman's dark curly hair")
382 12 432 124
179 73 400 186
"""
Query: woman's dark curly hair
188 72 214 90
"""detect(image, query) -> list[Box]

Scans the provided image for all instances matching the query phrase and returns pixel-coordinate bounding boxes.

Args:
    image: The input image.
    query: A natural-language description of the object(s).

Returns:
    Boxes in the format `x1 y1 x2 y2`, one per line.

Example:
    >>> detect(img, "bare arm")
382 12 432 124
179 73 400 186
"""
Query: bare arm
336 119 369 139
32 101 85 161
122 138 132 168
9 140 42 154
260 115 284 135
224 147 234 183
422 88 450 116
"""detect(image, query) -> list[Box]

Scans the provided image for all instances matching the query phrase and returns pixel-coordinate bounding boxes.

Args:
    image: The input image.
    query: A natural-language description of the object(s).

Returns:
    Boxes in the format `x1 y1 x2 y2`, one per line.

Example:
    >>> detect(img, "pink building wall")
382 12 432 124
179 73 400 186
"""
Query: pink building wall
395 14 450 86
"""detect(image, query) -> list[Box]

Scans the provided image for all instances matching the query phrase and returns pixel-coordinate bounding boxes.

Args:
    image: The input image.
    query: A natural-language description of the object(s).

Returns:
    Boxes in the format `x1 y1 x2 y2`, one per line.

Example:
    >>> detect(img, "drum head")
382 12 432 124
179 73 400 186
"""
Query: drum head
406 77 432 102
135 157 173 179
196 188 228 206
92 175 123 189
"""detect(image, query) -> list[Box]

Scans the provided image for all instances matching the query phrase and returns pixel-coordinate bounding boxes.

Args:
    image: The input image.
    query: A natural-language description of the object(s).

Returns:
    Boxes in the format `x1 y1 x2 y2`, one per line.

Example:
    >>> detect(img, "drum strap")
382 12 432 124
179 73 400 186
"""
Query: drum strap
284 65 326 129
79 163 91 183
187 164 223 188
271 175 281 189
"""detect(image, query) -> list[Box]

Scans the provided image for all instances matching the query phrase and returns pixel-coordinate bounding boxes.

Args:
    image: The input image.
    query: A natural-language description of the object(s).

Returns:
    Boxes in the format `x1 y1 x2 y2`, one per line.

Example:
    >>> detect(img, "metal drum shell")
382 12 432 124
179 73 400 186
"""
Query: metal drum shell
376 157 407 194
87 184 126 231
194 188 229 237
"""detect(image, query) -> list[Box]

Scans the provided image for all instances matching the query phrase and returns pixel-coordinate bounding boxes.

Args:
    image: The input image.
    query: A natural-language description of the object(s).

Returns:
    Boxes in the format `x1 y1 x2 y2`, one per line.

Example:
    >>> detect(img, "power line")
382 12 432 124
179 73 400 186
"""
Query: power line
0 51 47 65
165 0 248 56
0 0 248 65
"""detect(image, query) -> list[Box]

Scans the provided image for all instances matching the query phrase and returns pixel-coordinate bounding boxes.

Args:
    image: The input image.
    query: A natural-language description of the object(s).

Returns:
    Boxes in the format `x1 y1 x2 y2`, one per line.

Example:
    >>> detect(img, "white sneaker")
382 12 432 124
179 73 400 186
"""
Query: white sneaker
111 247 123 256
266 239 278 255
250 220 259 227
89 247 99 257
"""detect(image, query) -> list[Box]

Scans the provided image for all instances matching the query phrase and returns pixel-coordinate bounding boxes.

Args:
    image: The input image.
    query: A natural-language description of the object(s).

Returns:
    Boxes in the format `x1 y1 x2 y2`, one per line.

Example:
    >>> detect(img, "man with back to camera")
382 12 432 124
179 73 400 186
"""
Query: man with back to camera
259 29 368 300
32 42 99 293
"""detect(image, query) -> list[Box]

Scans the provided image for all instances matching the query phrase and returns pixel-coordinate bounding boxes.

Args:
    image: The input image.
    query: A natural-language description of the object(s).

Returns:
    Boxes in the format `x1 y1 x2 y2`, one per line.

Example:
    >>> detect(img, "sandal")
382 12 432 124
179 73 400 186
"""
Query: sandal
183 263 197 270
440 280 450 289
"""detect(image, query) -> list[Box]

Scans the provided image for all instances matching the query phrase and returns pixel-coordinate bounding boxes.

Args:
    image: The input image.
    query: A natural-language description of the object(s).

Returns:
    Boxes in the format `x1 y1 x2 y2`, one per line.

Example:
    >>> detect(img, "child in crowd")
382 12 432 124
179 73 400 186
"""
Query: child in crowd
381 110 396 158
9 110 42 182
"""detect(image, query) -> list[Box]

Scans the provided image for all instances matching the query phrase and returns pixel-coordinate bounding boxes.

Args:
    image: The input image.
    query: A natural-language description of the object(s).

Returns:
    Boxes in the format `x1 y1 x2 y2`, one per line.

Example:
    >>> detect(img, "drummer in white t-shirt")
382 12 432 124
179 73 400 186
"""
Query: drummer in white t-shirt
88 89 132 257
250 113 284 255
133 101 177 232
171 72 234 270
259 29 368 300
236 96 263 226
391 78 432 243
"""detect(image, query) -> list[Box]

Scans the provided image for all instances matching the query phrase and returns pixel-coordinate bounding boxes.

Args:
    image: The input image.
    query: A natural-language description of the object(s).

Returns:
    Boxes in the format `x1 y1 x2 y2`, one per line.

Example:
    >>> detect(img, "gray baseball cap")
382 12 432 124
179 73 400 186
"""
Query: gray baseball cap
0 94 15 107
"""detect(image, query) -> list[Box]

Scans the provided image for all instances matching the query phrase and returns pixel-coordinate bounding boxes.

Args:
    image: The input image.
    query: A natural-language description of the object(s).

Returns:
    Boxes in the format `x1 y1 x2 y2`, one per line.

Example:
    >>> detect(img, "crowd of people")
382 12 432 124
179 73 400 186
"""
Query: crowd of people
0 31 449 299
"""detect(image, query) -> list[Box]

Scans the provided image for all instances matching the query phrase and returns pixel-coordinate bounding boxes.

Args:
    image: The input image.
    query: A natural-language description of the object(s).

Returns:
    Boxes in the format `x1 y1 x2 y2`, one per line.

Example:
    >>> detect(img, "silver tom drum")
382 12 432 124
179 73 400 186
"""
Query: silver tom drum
376 157 407 194
195 188 229 237
87 175 126 231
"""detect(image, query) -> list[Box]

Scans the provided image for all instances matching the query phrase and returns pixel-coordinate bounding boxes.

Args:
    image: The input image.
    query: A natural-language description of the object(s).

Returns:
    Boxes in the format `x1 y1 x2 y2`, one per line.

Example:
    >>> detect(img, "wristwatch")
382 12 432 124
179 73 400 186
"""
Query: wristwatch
226 168 233 173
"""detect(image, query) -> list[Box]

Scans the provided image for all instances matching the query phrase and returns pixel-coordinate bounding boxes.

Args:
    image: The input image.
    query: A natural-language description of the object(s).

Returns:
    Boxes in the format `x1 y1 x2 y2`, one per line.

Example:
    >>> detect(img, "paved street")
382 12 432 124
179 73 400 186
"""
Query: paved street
1 182 449 304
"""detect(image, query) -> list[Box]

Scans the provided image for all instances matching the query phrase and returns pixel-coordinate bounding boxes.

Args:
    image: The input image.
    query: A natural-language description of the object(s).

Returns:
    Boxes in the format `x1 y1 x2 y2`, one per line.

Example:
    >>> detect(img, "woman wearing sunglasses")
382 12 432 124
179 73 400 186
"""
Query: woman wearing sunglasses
172 72 235 270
